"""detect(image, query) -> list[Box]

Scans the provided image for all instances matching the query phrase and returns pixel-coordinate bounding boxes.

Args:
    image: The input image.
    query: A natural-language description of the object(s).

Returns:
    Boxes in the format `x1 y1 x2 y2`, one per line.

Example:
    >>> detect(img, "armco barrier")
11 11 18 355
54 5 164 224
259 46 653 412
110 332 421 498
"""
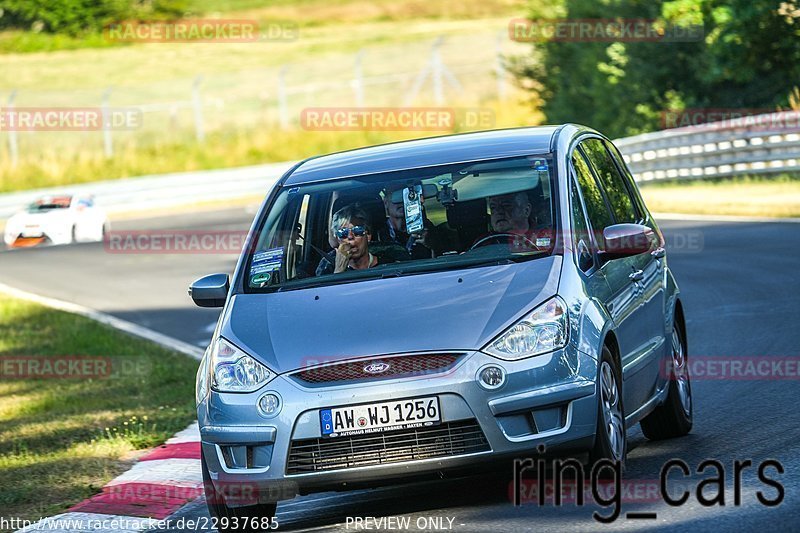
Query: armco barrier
2 110 799 220
614 110 800 182
0 161 294 220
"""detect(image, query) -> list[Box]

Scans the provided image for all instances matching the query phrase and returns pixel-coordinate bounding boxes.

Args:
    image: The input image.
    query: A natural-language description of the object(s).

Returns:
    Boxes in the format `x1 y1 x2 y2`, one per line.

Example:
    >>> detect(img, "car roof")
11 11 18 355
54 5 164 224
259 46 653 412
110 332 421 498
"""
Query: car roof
283 126 563 185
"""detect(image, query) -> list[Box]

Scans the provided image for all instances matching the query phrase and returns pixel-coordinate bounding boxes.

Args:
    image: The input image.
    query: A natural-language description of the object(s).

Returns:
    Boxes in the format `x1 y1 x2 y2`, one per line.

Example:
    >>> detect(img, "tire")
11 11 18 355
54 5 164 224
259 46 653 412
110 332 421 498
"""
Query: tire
201 448 277 533
587 345 626 475
640 321 693 440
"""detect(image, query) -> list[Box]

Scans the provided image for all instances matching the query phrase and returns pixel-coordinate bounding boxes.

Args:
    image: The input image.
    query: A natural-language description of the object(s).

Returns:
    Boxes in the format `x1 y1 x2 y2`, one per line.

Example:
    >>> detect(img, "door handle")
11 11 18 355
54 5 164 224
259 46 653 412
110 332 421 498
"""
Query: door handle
629 270 644 282
651 247 666 259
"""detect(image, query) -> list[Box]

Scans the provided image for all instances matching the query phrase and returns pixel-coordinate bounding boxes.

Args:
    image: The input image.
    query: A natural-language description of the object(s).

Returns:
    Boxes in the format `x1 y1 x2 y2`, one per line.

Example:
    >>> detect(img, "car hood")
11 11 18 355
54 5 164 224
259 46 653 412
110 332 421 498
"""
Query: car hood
8 210 71 226
221 256 562 373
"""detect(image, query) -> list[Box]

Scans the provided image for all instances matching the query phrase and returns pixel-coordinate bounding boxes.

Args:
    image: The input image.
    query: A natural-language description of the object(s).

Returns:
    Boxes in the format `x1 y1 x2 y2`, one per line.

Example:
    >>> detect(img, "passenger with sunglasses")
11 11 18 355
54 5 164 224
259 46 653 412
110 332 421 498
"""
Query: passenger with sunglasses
317 204 379 275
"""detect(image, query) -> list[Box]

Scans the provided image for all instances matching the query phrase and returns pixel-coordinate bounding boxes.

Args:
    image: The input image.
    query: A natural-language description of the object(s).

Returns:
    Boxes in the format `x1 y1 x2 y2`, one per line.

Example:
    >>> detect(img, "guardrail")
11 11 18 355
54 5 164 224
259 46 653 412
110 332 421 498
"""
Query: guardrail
0 162 294 220
614 110 800 183
2 110 799 221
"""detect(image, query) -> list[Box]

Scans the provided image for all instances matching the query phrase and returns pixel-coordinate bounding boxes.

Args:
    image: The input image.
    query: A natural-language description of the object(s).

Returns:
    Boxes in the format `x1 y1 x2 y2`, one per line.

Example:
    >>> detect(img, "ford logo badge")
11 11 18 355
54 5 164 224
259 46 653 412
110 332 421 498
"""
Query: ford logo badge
363 362 391 374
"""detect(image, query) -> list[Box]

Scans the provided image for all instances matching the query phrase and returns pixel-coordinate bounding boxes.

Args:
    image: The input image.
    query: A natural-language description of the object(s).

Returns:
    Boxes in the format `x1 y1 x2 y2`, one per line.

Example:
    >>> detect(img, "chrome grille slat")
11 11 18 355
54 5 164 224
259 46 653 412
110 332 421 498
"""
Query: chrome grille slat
286 420 490 474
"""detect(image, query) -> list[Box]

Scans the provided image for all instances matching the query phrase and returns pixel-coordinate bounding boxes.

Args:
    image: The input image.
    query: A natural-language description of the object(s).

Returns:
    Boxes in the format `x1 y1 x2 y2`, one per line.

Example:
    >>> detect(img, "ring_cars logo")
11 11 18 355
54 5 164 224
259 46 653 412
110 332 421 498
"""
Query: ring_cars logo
363 362 391 374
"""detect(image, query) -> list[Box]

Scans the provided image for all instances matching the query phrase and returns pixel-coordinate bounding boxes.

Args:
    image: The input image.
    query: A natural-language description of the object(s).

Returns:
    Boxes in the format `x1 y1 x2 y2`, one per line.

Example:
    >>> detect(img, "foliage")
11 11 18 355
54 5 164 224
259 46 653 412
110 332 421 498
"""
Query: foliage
0 0 190 35
515 0 800 137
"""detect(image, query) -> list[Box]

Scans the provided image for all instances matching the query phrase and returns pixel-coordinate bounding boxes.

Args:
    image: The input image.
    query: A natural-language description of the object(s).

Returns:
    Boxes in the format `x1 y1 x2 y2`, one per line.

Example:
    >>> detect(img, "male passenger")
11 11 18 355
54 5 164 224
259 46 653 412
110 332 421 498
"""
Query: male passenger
377 183 435 259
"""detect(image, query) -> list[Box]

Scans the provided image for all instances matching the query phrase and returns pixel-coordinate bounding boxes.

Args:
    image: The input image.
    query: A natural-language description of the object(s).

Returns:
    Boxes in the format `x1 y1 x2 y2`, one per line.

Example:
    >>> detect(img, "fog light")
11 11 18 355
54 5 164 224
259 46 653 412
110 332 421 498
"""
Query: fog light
257 393 281 418
478 365 506 390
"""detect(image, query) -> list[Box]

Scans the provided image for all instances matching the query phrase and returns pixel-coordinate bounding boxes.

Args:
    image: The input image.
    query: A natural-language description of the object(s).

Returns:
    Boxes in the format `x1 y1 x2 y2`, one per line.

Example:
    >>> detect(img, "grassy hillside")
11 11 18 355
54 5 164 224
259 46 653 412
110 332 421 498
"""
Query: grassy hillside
0 0 540 193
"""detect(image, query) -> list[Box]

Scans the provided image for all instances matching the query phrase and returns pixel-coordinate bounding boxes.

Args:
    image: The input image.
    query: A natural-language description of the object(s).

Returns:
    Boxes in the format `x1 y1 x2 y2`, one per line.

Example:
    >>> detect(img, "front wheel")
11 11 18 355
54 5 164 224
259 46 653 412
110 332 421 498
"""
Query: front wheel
588 346 626 474
201 449 277 533
640 322 693 440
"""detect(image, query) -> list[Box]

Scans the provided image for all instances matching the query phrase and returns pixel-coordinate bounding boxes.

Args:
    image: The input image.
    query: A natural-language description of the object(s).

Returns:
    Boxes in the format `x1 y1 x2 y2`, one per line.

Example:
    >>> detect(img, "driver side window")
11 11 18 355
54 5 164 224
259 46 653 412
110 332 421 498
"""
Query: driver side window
569 178 594 273
571 150 614 250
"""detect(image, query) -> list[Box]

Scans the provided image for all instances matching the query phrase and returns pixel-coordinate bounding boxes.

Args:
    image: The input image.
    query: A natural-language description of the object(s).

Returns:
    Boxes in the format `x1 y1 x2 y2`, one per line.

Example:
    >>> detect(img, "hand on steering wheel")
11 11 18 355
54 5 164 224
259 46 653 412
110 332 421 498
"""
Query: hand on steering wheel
469 233 538 251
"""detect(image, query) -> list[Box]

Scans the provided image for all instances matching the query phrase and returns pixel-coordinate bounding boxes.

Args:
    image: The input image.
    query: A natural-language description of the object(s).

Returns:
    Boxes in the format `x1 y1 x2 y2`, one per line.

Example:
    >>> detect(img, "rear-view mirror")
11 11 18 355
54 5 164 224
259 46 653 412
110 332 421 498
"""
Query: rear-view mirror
389 183 438 203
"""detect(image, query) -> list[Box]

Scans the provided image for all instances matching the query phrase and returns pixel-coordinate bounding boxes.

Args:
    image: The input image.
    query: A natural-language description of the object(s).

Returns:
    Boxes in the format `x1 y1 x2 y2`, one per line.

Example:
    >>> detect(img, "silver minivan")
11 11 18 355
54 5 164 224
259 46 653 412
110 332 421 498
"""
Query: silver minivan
190 125 692 529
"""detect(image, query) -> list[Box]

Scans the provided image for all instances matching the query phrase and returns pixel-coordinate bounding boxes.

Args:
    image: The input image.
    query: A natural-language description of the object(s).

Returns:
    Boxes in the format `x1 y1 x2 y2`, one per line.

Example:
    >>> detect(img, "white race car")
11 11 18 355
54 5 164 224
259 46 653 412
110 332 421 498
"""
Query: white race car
3 194 108 248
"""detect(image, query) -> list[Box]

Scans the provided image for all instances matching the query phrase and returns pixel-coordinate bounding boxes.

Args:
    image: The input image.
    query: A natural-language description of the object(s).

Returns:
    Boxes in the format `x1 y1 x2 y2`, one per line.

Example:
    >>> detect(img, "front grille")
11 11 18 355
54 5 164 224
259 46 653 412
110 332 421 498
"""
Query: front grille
286 419 490 474
291 353 462 386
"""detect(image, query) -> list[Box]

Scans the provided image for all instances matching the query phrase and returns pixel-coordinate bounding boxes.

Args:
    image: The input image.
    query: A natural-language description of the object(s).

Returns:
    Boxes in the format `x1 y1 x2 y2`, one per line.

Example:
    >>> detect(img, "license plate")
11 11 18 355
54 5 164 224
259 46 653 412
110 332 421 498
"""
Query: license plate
22 226 42 237
320 396 440 438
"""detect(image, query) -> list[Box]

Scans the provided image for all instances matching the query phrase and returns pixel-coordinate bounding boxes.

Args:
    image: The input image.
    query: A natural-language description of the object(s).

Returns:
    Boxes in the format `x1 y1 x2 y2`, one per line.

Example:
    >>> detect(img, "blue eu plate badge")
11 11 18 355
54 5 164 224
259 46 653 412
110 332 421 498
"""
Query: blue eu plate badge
320 408 334 435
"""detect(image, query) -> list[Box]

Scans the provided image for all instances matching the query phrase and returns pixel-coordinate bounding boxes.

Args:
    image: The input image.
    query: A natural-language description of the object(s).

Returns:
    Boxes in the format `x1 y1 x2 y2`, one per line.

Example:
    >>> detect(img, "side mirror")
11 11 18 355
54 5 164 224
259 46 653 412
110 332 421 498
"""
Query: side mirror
189 273 230 308
600 223 654 260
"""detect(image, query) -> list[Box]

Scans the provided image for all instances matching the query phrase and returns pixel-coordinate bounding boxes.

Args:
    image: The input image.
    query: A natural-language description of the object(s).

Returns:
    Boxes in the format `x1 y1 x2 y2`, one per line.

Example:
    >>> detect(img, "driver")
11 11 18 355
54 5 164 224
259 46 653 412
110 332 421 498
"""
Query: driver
488 192 532 234
472 191 542 250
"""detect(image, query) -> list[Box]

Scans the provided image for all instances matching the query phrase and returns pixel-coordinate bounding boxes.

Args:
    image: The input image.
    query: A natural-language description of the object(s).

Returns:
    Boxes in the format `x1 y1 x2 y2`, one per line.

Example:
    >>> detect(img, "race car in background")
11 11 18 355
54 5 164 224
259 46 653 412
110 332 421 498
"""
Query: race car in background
3 194 108 248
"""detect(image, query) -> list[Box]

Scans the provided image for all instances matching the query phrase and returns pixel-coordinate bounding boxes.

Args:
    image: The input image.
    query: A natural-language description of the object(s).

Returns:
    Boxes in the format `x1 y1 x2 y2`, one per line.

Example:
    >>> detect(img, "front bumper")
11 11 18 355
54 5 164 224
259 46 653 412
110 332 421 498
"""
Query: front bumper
198 347 599 505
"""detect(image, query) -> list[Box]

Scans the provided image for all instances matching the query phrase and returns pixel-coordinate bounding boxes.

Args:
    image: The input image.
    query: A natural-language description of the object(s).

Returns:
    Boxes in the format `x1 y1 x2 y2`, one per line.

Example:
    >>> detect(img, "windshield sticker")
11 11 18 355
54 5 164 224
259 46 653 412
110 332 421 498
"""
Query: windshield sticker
530 158 549 172
253 248 284 264
250 247 283 281
536 237 551 247
251 273 272 285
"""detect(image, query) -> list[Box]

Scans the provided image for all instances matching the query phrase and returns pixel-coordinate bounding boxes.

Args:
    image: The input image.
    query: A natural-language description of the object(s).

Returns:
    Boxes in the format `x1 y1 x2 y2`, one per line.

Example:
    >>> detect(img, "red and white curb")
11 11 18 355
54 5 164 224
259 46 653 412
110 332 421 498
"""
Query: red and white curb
18 424 203 532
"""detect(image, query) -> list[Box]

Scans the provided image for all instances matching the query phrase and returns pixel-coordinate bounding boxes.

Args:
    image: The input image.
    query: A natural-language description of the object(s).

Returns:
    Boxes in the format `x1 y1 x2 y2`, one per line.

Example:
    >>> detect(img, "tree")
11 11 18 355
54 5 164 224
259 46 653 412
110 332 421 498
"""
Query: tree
514 0 800 137
0 0 190 35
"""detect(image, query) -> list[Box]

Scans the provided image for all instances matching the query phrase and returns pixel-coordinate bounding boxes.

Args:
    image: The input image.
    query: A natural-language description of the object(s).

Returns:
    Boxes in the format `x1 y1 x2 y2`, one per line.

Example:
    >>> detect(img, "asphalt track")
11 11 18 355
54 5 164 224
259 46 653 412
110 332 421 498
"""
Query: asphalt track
1 210 798 532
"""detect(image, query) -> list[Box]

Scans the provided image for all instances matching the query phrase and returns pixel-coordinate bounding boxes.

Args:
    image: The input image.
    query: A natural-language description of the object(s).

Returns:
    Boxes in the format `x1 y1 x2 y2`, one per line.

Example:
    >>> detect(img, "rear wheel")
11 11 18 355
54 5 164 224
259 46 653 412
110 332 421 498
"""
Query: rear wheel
640 322 693 440
201 449 277 533
588 345 626 474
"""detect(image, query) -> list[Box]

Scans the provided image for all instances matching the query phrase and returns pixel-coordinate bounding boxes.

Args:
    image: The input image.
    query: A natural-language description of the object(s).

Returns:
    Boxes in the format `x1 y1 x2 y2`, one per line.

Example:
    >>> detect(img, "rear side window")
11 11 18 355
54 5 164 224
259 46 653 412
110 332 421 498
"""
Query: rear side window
605 140 647 221
581 139 638 224
572 151 613 237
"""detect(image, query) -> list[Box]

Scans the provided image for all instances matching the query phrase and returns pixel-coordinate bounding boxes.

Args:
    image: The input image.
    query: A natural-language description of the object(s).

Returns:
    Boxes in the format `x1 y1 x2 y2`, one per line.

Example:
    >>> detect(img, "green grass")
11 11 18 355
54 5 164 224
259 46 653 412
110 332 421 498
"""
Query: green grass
639 175 800 218
0 296 198 528
0 0 536 192
0 0 523 54
0 99 542 193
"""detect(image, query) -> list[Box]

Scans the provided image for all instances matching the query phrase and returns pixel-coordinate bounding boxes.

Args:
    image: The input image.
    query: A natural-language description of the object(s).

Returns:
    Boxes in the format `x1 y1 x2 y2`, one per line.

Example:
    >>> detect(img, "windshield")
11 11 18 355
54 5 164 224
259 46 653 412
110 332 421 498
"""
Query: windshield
245 154 557 291
26 197 71 212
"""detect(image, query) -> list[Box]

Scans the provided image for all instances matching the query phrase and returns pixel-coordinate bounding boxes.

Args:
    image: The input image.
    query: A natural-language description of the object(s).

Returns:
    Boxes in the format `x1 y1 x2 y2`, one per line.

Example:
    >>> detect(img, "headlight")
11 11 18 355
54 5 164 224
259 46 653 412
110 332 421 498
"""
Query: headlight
484 296 569 360
196 347 211 405
210 337 274 393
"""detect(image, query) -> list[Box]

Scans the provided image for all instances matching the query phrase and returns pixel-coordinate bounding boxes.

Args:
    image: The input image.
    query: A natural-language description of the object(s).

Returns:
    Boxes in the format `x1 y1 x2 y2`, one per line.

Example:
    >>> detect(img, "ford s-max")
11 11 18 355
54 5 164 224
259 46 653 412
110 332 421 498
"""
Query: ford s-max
190 125 692 528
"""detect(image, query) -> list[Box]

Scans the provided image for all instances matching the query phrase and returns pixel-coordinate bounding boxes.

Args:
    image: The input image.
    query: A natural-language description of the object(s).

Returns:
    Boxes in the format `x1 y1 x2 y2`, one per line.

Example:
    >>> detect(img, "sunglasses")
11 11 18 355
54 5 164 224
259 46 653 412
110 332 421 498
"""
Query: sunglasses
336 225 367 239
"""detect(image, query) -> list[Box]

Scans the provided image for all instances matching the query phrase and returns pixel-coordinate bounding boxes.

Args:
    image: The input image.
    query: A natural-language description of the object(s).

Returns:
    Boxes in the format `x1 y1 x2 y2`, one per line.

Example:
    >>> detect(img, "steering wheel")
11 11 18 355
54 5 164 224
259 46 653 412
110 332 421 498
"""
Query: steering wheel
469 232 539 251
